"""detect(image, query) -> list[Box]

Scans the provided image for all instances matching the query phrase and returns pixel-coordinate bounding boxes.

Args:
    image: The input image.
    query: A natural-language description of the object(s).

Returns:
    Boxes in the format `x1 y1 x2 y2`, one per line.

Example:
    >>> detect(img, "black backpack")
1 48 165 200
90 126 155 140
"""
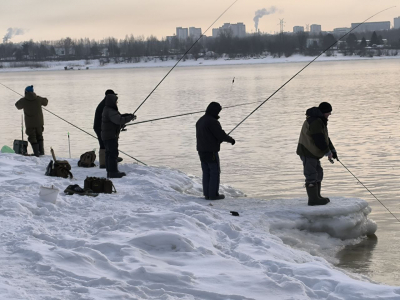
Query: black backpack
78 151 96 167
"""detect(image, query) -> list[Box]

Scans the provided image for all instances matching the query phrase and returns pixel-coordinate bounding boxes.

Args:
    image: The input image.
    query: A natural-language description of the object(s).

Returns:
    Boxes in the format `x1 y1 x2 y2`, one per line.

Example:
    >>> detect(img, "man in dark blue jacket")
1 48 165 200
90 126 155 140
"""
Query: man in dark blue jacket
196 102 235 200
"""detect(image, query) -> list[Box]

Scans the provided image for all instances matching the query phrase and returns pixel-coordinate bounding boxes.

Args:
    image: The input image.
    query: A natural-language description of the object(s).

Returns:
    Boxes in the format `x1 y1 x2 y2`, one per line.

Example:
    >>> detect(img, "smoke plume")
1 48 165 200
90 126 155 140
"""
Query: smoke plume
3 28 25 43
253 7 276 32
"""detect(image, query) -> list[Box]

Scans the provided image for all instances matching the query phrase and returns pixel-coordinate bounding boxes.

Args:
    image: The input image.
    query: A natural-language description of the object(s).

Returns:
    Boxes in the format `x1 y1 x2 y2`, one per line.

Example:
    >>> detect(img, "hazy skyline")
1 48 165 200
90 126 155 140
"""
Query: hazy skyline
1 0 398 43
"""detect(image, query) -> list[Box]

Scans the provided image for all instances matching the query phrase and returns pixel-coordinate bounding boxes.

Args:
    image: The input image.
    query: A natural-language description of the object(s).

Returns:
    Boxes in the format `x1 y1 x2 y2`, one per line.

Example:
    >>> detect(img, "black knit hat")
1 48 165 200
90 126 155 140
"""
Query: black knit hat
105 89 117 95
318 102 332 113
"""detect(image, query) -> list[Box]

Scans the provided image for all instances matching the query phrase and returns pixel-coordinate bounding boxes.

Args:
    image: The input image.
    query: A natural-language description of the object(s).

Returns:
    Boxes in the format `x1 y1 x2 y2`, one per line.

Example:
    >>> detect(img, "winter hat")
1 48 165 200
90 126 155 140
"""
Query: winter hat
318 102 332 113
25 85 34 93
105 89 117 95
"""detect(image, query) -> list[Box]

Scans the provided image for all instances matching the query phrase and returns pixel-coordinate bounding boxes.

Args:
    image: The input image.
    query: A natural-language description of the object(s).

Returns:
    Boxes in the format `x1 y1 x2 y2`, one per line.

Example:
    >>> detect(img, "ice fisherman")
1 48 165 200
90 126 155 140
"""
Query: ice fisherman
296 102 338 206
101 92 136 178
196 102 235 200
93 89 122 169
15 85 48 157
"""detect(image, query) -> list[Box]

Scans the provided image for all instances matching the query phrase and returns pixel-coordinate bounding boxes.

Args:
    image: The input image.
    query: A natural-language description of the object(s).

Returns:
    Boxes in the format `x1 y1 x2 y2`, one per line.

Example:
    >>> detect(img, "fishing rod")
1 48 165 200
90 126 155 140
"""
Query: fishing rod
337 159 400 223
0 82 147 165
126 100 262 127
133 0 239 115
228 6 396 135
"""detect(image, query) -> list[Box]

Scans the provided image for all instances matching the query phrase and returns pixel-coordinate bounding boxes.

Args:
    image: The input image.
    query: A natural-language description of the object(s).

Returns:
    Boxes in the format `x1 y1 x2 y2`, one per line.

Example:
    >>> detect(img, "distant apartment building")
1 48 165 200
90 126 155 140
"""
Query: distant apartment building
333 27 350 35
212 23 246 38
293 26 304 33
394 17 400 29
176 27 188 40
306 38 320 48
189 27 202 39
310 24 322 34
351 21 390 32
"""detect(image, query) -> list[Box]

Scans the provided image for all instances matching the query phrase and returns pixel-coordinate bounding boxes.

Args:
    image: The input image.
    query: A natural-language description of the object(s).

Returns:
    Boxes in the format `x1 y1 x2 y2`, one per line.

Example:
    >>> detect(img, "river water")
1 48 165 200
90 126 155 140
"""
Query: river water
1 59 400 286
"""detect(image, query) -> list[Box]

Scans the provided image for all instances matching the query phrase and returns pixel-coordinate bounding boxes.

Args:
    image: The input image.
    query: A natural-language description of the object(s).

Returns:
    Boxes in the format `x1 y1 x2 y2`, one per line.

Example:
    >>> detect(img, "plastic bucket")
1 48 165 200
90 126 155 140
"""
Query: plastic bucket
39 185 59 203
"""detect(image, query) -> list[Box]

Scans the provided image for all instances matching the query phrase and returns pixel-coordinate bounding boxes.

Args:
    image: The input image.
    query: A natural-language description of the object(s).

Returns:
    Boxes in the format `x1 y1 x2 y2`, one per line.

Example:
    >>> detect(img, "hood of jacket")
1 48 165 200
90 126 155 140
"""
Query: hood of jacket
205 102 221 119
105 94 118 110
306 106 328 125
24 92 37 101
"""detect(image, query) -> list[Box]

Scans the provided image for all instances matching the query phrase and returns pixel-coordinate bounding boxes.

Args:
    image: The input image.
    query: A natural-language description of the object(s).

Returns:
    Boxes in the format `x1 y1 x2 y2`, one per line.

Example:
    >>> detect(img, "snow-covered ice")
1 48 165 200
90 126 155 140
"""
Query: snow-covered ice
0 153 399 300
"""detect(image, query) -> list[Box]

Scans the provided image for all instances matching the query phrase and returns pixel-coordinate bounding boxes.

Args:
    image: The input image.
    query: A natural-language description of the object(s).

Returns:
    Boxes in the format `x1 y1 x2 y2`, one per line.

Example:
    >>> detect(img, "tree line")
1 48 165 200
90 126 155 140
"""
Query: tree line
0 28 399 63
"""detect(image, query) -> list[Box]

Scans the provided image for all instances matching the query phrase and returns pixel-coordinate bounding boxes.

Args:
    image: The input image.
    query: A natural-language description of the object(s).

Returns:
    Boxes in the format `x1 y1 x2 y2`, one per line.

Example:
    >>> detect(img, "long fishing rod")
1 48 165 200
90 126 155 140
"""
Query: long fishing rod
0 82 147 165
133 0 239 115
228 6 396 135
338 159 400 223
126 100 262 126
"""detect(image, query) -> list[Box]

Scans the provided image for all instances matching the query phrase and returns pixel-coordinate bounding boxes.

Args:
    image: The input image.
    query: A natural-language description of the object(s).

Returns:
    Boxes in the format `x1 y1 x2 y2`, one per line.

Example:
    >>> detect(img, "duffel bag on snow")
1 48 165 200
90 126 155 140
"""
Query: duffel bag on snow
84 176 116 194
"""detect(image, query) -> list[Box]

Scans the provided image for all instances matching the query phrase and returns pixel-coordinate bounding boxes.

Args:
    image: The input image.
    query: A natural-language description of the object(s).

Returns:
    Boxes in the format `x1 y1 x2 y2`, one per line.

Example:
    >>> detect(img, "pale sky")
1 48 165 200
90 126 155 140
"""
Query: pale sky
1 0 398 43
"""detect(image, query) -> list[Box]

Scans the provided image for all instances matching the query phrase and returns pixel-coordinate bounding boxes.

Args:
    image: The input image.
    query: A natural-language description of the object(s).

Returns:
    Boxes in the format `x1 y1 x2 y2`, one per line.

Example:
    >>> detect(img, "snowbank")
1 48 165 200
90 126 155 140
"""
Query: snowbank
1 53 400 73
0 153 399 300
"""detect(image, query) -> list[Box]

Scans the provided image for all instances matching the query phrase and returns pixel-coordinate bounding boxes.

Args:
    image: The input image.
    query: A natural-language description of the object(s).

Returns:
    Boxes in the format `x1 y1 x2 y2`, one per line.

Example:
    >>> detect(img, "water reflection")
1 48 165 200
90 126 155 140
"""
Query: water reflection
336 235 378 275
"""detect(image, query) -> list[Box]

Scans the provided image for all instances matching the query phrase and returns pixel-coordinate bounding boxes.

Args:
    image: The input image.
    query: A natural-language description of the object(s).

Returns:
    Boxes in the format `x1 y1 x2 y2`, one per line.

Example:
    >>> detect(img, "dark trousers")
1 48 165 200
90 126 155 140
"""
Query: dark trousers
199 151 220 198
104 139 119 173
300 156 323 184
94 128 105 149
26 127 44 144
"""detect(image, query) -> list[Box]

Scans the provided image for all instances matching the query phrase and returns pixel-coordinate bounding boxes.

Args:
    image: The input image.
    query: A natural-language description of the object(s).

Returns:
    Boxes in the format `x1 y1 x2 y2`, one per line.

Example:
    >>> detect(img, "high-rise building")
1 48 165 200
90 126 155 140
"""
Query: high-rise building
351 21 390 32
189 27 202 39
293 26 304 33
212 23 246 38
310 24 322 34
176 27 188 40
394 17 400 29
333 27 350 35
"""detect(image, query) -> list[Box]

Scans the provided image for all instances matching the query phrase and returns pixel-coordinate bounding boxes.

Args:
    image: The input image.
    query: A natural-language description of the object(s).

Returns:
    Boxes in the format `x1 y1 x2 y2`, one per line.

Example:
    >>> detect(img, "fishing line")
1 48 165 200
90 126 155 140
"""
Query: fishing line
338 159 400 223
0 82 147 165
228 6 396 135
133 0 240 114
126 100 262 126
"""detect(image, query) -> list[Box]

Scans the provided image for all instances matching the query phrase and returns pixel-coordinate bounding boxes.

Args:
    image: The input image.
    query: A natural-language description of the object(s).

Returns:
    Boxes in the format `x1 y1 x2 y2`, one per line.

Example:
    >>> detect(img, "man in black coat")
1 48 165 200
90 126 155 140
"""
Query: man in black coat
94 89 126 168
101 94 136 178
196 102 235 200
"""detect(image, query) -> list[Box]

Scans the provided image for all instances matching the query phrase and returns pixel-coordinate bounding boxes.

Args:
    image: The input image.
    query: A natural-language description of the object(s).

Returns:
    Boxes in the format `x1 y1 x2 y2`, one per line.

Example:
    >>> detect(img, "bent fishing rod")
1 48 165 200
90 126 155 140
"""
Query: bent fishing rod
228 6 396 135
0 82 147 165
132 0 239 115
126 100 262 127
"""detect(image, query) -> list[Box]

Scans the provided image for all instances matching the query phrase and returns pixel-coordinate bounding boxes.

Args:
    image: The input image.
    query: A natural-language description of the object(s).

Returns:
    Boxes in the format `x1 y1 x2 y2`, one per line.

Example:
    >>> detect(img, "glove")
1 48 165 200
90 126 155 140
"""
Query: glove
120 124 127 132
126 114 136 122
332 151 339 161
230 138 235 145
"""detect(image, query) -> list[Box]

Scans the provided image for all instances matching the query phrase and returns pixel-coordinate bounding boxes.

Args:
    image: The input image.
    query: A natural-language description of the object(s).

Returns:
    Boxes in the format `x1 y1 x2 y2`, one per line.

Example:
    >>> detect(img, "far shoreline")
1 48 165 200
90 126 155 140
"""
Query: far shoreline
1 53 399 73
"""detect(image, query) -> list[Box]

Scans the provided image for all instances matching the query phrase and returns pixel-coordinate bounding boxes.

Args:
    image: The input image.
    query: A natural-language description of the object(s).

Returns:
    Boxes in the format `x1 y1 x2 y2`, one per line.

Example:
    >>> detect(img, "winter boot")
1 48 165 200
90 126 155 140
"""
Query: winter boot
31 143 40 157
306 183 328 206
317 182 330 203
209 193 225 200
38 140 45 156
99 149 106 169
108 171 126 179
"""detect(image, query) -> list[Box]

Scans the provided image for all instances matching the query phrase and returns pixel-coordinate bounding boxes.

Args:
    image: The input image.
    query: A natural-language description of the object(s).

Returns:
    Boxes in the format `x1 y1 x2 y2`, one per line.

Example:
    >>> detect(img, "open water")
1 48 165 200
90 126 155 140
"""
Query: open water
1 58 400 285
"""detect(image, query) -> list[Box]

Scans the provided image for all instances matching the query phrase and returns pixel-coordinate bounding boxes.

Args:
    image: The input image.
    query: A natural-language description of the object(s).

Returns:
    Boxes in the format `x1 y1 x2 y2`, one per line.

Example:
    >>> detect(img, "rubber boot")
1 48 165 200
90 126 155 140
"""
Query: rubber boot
209 193 225 200
306 183 328 206
38 140 45 156
108 171 126 178
31 143 40 157
99 149 106 169
317 182 330 203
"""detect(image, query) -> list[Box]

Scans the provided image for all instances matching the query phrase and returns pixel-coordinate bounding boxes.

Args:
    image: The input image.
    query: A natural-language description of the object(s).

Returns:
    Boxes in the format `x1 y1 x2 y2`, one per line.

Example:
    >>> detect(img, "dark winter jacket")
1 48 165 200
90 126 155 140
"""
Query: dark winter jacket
93 98 106 131
296 107 335 159
101 94 134 141
196 102 234 152
15 92 48 128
